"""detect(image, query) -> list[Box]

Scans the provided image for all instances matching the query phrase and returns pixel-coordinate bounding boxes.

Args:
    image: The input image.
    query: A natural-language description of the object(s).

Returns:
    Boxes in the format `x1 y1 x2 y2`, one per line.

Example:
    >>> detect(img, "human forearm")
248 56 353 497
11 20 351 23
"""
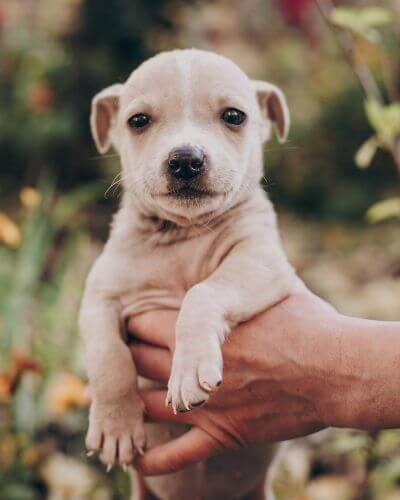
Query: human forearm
319 315 400 431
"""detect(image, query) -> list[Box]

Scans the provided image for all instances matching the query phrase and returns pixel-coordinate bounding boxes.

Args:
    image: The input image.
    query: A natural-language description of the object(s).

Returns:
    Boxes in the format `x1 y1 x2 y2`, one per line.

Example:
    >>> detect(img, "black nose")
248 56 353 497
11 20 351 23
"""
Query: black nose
167 146 205 180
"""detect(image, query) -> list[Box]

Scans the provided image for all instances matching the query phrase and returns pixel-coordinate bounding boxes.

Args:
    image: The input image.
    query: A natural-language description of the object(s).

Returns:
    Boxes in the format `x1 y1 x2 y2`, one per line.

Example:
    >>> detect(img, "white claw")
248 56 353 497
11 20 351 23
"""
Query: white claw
106 464 113 473
122 463 128 473
86 450 94 457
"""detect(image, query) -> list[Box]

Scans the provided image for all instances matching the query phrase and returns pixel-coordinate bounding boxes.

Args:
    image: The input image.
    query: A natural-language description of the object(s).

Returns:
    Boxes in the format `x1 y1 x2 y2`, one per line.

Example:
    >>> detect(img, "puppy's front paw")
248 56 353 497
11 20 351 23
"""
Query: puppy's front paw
167 342 223 413
86 392 145 469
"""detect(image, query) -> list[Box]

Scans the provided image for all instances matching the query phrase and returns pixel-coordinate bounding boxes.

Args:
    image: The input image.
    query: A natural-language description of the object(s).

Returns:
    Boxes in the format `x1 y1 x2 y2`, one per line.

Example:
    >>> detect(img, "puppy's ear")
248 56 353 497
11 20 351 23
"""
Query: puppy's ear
252 81 290 143
90 83 123 154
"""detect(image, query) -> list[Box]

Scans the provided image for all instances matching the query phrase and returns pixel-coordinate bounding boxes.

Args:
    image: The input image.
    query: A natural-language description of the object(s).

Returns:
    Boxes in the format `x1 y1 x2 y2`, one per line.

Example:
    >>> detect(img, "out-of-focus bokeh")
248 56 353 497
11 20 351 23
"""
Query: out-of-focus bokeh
0 0 399 498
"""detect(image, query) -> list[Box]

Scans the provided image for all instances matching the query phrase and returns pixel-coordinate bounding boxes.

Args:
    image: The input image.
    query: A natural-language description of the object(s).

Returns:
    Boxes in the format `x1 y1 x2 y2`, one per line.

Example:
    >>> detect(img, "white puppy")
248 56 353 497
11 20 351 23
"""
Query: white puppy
80 49 296 499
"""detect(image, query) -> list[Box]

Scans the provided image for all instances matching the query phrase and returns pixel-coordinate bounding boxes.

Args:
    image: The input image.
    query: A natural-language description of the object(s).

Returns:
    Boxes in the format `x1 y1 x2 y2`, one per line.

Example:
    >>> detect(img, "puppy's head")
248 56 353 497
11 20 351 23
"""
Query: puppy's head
91 49 289 223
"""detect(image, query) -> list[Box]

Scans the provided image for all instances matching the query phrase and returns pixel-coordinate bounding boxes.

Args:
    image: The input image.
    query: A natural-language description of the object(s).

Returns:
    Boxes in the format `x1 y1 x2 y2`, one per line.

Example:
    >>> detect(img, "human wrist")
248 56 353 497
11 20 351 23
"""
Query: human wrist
312 313 364 429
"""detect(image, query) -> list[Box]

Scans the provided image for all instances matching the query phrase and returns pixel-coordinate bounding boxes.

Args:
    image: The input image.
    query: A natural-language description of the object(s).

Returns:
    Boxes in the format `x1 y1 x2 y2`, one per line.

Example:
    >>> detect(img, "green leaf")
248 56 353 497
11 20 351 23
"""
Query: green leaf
366 197 400 223
355 135 379 168
360 6 393 26
1 483 38 500
330 6 392 41
365 99 400 146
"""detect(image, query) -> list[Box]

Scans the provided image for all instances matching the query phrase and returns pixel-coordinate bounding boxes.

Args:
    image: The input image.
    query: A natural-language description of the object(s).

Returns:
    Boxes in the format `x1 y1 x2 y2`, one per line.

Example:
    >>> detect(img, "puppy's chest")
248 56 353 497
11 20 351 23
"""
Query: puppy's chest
119 228 229 319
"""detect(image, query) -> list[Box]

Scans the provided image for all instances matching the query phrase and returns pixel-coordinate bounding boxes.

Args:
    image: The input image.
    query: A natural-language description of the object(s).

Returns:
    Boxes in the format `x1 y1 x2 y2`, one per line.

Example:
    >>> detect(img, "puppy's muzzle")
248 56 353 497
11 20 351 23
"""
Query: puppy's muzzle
167 146 205 181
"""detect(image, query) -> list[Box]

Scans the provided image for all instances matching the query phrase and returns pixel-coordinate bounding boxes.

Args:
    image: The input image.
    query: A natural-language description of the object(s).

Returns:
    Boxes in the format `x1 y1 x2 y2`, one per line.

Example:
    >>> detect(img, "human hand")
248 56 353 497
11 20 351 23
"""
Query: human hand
128 290 342 475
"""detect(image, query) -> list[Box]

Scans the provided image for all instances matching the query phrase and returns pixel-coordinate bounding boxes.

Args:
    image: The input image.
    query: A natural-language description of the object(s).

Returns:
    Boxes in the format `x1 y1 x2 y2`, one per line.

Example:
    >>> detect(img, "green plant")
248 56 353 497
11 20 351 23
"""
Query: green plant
316 1 400 222
0 181 115 498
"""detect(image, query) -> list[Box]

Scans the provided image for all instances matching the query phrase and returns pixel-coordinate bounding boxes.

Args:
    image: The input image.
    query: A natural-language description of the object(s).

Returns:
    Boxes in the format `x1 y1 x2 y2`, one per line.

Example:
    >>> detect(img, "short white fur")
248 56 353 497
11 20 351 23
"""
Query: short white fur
81 48 296 499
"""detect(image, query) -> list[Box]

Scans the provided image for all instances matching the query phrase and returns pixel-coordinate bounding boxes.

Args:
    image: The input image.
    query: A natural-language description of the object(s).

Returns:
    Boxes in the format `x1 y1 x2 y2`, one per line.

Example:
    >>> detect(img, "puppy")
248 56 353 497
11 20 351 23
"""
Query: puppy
80 49 296 499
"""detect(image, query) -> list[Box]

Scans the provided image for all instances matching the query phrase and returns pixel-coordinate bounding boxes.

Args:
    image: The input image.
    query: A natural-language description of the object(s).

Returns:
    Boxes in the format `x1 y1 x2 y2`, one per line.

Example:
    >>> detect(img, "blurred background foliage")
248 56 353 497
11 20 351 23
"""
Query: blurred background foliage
0 0 400 498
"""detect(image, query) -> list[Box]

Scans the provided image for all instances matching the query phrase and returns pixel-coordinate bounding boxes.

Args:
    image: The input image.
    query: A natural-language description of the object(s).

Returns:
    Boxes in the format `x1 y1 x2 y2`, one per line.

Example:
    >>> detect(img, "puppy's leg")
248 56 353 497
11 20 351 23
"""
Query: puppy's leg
80 291 145 469
167 237 295 413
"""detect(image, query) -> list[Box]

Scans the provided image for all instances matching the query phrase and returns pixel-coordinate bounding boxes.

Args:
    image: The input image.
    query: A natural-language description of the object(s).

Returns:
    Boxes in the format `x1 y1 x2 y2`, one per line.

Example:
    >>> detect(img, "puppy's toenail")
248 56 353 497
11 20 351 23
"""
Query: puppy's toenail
201 381 212 391
86 450 94 457
216 380 222 387
178 407 191 413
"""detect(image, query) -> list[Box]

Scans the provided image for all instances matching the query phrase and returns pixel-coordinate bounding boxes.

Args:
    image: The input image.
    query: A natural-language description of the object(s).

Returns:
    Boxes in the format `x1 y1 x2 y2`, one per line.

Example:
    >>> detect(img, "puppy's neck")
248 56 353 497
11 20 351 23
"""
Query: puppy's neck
118 190 256 245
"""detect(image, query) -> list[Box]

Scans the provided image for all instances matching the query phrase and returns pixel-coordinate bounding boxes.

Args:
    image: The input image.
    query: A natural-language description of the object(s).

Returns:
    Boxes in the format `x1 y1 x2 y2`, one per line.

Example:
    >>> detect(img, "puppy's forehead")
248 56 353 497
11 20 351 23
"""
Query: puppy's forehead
120 49 253 107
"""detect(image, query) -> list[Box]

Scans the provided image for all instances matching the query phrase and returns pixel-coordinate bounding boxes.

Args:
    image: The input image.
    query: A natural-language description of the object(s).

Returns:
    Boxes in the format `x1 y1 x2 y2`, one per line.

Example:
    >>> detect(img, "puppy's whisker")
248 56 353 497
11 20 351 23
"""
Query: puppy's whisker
263 145 298 153
261 176 275 191
104 173 124 199
89 153 120 161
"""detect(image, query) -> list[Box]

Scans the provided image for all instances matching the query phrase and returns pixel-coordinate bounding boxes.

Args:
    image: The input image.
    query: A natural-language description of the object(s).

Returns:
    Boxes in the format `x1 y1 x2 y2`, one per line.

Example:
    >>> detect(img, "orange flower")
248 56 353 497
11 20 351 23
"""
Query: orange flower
26 81 54 114
0 350 41 402
0 434 18 469
22 445 42 467
47 373 88 415
0 212 21 247
20 187 42 209
0 373 12 403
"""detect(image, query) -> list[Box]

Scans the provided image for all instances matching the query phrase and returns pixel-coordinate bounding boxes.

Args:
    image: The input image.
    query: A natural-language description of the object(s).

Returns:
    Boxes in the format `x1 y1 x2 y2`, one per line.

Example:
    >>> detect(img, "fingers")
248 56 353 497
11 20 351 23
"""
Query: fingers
140 390 193 424
130 343 171 383
135 427 221 476
128 310 178 349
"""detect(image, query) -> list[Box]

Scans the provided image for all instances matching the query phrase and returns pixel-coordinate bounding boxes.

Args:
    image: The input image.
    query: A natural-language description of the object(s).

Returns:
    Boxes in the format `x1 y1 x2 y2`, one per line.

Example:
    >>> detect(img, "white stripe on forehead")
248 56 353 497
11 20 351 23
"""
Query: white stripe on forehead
175 51 193 121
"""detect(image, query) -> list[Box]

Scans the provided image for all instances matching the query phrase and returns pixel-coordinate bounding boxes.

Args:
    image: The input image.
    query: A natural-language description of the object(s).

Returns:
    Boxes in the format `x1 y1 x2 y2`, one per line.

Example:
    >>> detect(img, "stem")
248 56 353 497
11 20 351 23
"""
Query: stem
390 138 400 172
314 0 400 172
313 0 383 103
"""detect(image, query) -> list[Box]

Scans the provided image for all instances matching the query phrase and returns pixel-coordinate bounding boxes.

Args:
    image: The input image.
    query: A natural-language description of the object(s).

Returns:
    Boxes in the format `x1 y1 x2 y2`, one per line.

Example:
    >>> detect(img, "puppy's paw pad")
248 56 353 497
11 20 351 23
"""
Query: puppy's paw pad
86 395 145 467
198 362 223 393
167 369 209 413
167 346 222 412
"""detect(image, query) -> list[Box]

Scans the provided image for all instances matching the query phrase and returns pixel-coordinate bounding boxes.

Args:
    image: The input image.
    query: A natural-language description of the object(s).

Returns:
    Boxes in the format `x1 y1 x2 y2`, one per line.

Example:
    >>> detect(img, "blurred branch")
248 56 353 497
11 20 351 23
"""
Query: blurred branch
314 0 383 103
314 0 400 173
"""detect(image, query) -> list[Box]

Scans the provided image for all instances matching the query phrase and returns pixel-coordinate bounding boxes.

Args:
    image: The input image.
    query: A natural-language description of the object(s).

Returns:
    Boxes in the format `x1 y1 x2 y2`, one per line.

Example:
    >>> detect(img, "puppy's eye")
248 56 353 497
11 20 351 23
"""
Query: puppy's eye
221 108 247 127
127 113 151 130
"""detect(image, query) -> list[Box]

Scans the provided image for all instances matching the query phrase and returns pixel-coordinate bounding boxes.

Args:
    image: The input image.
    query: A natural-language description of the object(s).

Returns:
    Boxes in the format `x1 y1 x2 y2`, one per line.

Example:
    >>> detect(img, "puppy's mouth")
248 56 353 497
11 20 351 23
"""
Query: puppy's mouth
162 186 219 200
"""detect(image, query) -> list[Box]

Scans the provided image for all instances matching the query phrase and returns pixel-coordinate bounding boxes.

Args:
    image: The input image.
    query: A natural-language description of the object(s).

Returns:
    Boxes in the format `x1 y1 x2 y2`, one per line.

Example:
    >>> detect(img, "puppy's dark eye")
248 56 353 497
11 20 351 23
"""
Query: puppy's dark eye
128 113 151 130
221 108 247 127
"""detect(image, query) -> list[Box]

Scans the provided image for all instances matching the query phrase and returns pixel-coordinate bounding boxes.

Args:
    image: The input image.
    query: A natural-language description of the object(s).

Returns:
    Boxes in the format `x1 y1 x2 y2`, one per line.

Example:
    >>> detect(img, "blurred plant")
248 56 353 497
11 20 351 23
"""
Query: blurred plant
0 180 127 499
0 0 187 192
315 0 400 222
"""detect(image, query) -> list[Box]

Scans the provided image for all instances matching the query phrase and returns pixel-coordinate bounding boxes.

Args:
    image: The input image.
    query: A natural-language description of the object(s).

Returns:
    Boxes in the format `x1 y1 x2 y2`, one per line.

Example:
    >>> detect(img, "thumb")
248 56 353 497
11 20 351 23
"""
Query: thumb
135 427 222 475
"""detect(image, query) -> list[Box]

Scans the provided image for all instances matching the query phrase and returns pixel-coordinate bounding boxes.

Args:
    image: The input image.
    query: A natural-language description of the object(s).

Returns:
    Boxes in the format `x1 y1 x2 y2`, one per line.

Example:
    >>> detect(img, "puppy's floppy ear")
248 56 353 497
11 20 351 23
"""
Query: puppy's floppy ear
252 81 290 143
90 83 123 154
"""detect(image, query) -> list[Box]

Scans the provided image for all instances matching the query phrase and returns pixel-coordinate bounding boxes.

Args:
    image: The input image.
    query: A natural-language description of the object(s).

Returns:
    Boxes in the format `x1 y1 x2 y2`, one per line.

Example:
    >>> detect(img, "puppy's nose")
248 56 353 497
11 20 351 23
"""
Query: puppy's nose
167 146 205 180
